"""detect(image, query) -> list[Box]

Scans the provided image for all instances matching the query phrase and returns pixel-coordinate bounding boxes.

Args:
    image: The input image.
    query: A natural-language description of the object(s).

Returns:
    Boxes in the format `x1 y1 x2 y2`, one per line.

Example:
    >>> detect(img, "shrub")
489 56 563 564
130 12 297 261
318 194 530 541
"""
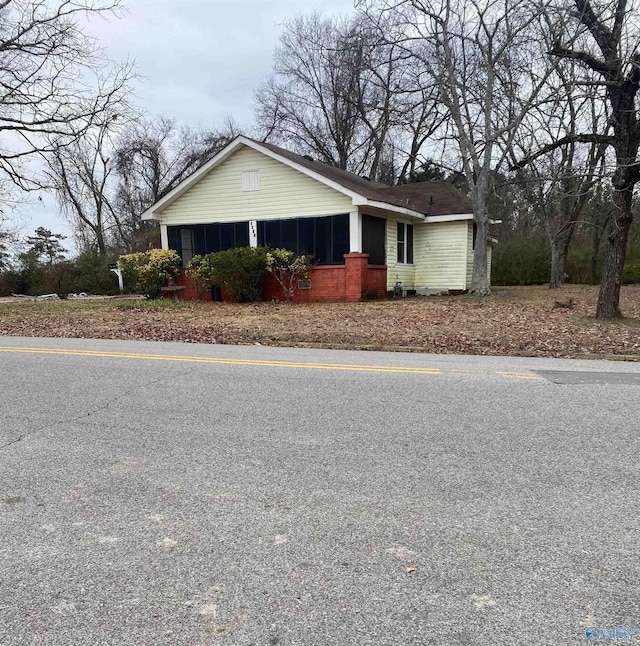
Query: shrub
187 254 215 300
189 247 267 302
119 249 181 299
622 264 640 285
492 236 550 286
265 248 312 302
66 252 122 295
0 270 20 296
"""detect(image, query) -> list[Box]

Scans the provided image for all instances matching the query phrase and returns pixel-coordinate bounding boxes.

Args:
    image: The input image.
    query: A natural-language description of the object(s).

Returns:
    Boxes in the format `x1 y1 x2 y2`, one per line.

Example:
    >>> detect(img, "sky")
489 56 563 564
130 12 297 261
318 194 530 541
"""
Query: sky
17 0 357 246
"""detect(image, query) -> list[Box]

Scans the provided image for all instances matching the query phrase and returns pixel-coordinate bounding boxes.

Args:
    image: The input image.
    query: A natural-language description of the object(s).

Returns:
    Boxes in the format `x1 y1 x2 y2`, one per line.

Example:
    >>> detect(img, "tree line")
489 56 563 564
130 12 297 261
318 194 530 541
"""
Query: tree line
0 0 639 319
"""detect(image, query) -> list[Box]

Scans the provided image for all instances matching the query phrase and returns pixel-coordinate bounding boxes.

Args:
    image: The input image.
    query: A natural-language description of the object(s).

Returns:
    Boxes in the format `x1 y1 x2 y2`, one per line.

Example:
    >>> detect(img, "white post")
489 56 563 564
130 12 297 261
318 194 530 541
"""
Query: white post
160 225 169 250
349 210 362 253
249 220 258 248
109 265 124 292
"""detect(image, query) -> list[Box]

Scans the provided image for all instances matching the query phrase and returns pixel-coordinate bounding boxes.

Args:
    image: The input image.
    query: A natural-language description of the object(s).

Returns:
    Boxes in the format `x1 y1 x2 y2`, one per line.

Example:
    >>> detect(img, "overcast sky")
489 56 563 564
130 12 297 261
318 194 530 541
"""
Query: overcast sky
21 0 357 244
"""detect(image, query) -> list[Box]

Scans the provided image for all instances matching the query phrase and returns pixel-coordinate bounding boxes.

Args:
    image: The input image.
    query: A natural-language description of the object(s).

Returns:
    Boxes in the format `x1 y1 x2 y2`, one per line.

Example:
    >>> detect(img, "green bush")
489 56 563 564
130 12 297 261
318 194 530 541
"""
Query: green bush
189 247 267 302
265 248 311 302
0 270 21 296
66 252 122 295
119 249 181 299
622 264 640 284
492 236 550 286
1 252 125 297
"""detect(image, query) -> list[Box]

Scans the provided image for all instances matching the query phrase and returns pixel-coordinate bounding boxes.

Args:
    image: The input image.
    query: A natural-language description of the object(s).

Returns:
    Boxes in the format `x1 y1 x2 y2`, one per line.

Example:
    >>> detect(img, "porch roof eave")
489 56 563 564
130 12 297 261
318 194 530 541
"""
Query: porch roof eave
354 198 426 222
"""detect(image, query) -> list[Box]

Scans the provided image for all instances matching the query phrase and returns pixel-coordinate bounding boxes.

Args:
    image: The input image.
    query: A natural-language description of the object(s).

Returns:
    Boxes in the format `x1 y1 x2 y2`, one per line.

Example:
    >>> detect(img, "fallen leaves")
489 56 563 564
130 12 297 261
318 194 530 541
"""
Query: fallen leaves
1 285 639 359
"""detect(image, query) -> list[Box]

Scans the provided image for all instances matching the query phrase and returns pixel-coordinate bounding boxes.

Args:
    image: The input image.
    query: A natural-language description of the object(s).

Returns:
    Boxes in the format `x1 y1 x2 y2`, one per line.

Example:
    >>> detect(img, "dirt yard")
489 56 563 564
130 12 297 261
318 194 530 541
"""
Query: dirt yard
1 285 639 359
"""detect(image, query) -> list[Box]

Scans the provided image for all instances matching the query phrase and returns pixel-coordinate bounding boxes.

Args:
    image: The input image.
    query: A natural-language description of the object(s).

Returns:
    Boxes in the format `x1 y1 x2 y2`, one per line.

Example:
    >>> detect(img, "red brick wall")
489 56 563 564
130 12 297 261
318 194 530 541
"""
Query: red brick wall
169 260 388 303
263 265 346 302
170 272 212 301
366 266 388 298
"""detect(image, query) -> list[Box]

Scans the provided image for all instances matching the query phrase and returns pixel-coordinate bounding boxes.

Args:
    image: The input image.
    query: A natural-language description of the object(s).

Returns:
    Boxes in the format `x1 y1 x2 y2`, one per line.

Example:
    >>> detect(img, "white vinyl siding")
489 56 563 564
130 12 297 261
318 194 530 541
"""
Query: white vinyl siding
466 222 493 289
158 146 352 225
415 221 468 291
386 218 415 291
466 222 474 288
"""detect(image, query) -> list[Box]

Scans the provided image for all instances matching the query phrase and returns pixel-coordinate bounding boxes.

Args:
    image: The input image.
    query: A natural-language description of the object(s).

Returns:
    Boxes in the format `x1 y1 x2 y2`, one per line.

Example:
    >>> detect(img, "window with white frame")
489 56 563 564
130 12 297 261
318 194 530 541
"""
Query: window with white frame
241 170 261 192
397 222 414 264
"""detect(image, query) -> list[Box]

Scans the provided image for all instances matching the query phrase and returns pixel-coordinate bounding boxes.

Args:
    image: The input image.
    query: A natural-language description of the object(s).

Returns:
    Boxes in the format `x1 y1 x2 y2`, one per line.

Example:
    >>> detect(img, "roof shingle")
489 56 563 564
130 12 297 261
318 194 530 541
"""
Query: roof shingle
254 139 472 216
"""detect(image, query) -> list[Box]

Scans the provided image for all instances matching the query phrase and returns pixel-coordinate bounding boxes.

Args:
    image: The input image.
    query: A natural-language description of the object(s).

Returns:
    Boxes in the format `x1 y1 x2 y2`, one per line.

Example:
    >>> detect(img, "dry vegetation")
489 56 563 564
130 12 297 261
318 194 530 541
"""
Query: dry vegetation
1 285 639 359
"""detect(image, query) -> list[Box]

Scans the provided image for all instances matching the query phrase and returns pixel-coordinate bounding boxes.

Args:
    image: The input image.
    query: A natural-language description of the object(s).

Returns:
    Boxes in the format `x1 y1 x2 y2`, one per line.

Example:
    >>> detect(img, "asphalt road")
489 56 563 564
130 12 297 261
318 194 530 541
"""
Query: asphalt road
1 337 639 646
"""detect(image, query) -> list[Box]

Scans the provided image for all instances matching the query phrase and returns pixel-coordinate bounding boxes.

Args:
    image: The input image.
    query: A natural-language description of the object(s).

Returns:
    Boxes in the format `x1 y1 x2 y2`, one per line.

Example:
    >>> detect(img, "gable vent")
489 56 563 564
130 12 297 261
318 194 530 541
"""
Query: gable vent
242 170 261 192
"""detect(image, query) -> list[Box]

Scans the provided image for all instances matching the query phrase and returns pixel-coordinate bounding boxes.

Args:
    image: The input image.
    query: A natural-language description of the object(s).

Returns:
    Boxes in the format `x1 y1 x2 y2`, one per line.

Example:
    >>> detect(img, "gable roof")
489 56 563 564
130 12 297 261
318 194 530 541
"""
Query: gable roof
255 140 472 216
141 135 472 221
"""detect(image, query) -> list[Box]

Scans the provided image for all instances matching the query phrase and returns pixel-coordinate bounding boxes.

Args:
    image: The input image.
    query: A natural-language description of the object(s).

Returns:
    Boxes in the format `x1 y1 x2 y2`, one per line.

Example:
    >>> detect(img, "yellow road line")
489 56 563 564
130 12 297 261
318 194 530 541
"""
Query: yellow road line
496 371 544 380
0 346 543 380
0 346 441 375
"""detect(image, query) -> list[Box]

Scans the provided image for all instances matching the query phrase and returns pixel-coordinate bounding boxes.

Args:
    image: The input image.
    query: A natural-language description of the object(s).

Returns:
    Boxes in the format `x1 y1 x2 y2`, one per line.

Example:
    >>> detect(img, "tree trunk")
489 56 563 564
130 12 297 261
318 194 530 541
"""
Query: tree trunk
549 242 563 289
470 219 490 295
595 186 633 319
549 231 571 289
470 184 491 296
95 229 107 256
589 213 607 285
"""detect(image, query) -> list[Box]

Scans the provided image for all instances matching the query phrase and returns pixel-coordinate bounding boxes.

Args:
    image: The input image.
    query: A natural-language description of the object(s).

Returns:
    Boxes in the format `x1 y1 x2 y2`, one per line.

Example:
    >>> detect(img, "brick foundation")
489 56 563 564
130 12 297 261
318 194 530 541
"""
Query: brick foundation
173 272 212 301
168 255 388 303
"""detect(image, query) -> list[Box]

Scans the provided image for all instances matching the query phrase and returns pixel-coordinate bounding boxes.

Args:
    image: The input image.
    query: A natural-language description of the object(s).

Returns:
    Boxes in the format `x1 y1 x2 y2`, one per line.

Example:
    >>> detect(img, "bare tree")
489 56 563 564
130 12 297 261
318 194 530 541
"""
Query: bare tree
46 115 237 255
360 0 556 295
0 0 133 200
256 14 370 172
113 117 237 251
46 119 121 255
510 58 609 288
256 12 443 183
516 0 640 318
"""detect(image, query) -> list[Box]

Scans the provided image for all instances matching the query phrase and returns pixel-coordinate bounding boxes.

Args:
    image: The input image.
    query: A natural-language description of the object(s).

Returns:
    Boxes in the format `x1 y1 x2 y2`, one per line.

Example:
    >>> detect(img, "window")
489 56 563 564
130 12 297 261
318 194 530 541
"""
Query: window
397 222 414 264
242 170 260 192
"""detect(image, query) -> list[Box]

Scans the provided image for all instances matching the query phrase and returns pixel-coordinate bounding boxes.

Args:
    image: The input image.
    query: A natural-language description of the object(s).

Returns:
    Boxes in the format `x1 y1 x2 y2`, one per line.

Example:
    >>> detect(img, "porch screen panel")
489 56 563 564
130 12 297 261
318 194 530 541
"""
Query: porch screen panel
193 225 207 257
235 222 250 248
331 214 349 264
314 216 331 264
219 223 235 251
261 220 281 248
256 215 349 264
167 226 181 255
298 218 315 256
282 218 298 253
204 224 218 254
199 222 251 254
362 215 386 265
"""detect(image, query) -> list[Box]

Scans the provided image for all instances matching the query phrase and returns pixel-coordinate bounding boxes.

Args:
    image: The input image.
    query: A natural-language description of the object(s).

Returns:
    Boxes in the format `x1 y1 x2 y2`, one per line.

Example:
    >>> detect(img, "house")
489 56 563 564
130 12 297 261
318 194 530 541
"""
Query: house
141 136 494 302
